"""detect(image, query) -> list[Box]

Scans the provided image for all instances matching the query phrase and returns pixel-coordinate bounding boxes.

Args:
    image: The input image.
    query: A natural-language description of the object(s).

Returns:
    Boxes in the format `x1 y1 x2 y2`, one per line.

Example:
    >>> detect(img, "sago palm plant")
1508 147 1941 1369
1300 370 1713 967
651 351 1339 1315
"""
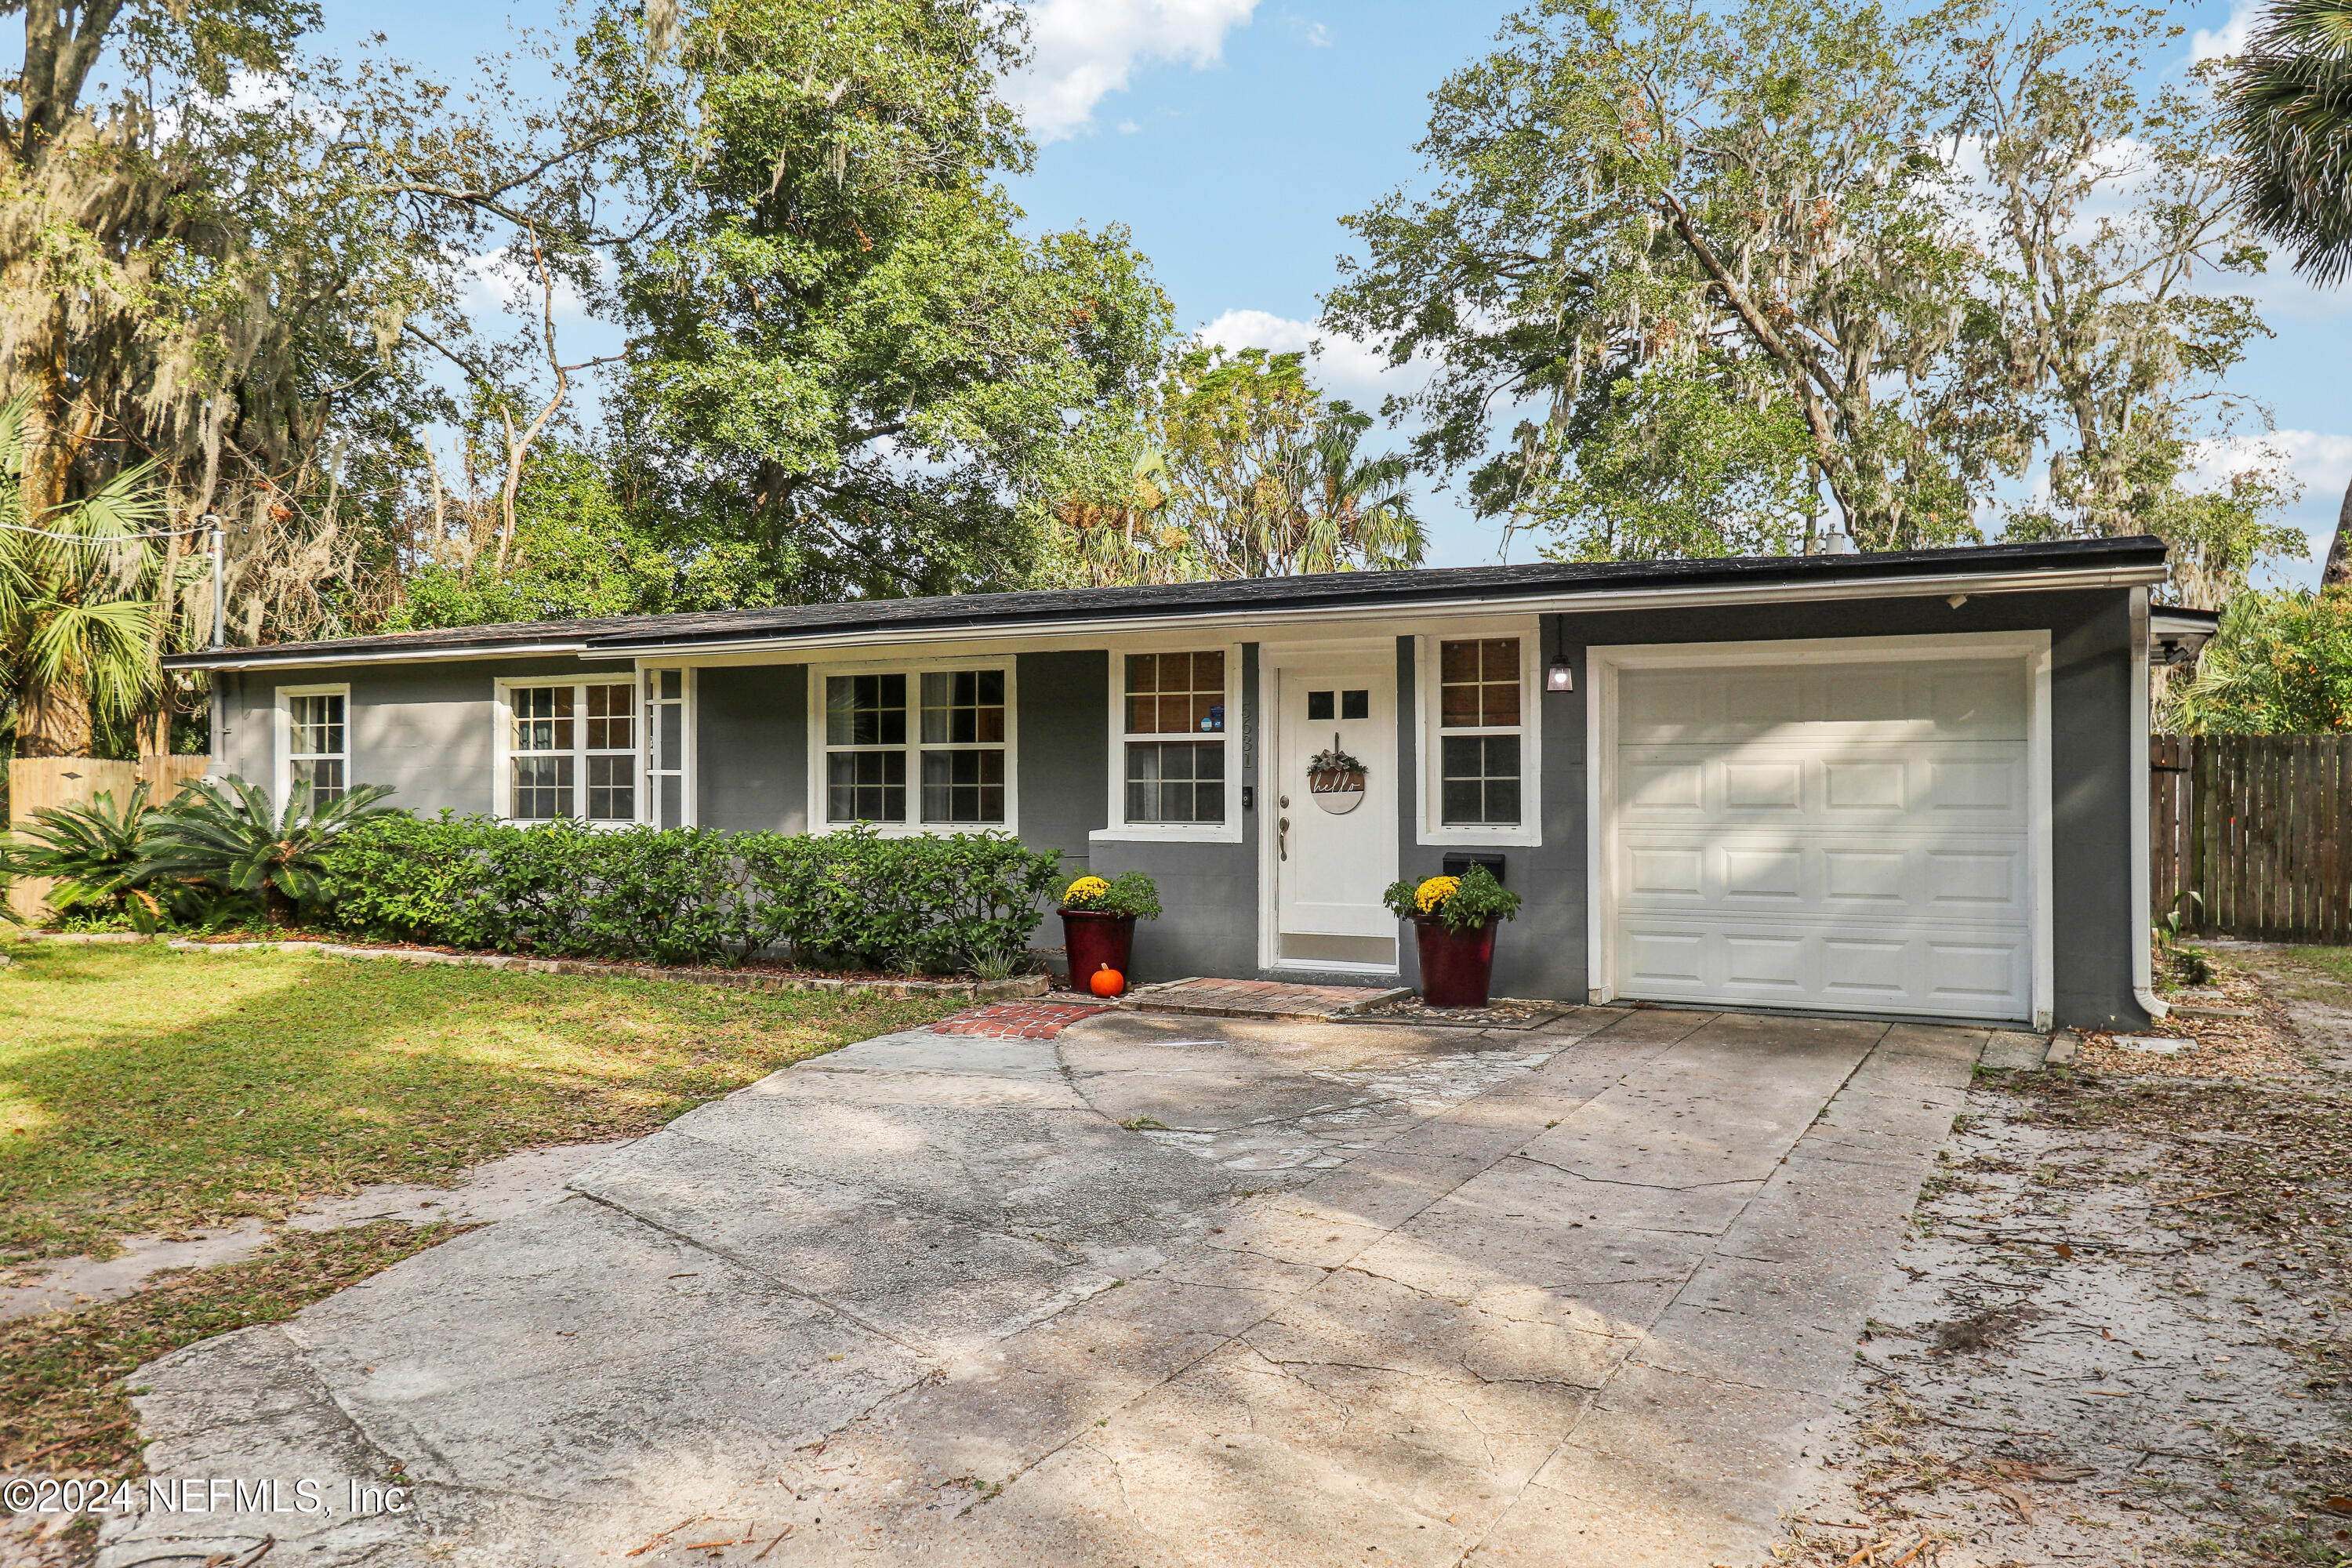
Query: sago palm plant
2 784 166 927
140 775 400 927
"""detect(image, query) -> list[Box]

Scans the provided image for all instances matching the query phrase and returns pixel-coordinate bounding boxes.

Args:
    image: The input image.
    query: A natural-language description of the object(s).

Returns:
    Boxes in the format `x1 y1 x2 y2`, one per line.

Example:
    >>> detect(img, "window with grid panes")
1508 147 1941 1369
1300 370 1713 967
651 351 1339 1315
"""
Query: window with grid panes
508 682 636 822
1437 638 1523 826
286 692 347 804
822 667 1010 826
920 670 1006 822
1123 651 1226 824
825 673 907 822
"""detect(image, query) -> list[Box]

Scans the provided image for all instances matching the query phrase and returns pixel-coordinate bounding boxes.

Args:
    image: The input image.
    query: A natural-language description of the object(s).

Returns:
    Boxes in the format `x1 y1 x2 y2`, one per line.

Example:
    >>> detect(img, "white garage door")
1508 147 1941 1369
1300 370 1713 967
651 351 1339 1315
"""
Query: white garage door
1609 655 2034 1022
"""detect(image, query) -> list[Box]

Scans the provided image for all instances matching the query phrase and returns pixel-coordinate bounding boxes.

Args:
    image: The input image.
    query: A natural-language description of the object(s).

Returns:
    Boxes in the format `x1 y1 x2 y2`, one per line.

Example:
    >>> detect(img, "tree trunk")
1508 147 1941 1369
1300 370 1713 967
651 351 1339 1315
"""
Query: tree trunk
2325 474 2352 593
139 686 173 760
16 670 93 757
263 882 299 929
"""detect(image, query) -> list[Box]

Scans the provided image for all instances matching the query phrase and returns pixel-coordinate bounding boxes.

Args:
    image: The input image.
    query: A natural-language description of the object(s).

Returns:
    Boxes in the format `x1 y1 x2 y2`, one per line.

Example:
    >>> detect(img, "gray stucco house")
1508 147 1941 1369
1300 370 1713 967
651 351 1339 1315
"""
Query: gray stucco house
166 535 2200 1031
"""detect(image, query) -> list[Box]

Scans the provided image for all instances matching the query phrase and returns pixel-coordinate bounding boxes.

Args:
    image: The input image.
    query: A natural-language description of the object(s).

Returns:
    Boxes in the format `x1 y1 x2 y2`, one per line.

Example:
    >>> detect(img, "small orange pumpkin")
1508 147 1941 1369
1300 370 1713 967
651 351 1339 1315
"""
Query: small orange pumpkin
1089 964 1126 998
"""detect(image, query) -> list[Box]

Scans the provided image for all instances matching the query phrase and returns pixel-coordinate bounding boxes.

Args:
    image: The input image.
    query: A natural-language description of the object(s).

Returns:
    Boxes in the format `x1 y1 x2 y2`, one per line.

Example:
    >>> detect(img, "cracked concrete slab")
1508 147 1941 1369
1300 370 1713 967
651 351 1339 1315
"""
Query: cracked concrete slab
104 1000 1970 1568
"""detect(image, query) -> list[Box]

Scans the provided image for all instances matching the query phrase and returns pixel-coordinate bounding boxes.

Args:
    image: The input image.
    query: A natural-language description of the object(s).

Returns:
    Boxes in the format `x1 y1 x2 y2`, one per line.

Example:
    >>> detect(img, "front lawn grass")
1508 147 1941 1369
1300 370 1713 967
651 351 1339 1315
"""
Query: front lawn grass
0 942 960 1265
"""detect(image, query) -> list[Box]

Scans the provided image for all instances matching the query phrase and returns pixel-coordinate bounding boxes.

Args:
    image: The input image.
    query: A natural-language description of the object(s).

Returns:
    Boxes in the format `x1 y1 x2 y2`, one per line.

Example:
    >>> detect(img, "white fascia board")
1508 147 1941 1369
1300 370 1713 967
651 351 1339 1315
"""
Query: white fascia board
167 640 592 672
575 563 2166 662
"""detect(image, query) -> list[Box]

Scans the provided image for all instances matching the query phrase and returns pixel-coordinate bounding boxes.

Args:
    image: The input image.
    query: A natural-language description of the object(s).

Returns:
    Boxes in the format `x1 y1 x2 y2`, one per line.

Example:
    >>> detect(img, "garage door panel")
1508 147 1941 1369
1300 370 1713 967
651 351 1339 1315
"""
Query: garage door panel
1824 759 1906 810
1627 847 1704 896
1614 835 2029 921
1928 759 2018 811
1822 938 1907 996
1611 656 2034 1022
1624 760 1704 810
1619 742 2026 823
1926 942 2028 1004
1927 850 2021 906
1625 931 1706 985
1615 917 2031 1018
1724 935 1805 989
1722 848 1802 898
1822 849 1907 901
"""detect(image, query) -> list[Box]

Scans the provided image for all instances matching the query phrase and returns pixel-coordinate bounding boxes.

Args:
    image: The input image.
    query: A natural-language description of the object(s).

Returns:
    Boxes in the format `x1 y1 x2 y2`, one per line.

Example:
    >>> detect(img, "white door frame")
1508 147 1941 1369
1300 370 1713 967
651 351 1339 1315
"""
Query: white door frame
1584 630 2055 1029
1256 638 1401 975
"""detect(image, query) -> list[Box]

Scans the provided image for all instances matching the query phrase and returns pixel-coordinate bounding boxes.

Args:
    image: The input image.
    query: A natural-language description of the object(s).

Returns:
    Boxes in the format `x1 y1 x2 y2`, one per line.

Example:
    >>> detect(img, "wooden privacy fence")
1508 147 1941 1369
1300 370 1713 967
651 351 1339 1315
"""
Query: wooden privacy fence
5 755 209 924
2151 734 2352 944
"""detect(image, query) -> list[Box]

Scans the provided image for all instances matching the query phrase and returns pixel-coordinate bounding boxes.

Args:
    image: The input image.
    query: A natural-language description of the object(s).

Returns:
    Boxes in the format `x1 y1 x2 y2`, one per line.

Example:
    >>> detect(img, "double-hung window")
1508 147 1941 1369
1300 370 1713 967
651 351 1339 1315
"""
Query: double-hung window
1121 651 1227 826
282 688 348 805
506 681 637 822
822 665 1011 828
1432 637 1531 833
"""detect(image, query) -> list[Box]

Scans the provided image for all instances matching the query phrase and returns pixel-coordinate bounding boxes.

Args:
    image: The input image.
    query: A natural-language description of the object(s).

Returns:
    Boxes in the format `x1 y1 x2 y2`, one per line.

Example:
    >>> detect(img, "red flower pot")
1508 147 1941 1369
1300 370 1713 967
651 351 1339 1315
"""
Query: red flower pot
1412 915 1498 1008
1061 909 1137 993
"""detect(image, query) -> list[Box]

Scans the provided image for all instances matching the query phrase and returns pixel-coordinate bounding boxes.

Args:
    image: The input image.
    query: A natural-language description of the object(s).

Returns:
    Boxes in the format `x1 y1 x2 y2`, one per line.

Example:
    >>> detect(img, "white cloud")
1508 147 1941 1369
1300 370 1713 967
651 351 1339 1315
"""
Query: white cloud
1192 308 1428 405
2194 0 2258 62
1282 13 1334 47
1011 0 1260 142
1117 118 1142 134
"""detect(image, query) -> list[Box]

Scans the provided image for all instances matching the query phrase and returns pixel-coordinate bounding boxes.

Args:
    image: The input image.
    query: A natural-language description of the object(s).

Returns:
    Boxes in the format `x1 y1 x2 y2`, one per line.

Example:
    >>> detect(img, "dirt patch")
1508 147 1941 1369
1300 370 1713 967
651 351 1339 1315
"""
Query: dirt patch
1769 944 2352 1566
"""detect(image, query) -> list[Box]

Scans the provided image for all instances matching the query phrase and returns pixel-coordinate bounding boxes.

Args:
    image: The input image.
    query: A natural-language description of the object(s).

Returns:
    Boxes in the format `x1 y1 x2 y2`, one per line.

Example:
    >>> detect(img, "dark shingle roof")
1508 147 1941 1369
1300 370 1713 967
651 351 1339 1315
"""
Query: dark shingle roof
164 535 2168 670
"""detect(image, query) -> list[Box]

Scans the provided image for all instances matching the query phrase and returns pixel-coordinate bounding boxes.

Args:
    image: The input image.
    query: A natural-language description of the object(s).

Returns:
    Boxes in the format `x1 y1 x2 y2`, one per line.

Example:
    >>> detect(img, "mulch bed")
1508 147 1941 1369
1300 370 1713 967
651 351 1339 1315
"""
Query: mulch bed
2078 961 2310 1081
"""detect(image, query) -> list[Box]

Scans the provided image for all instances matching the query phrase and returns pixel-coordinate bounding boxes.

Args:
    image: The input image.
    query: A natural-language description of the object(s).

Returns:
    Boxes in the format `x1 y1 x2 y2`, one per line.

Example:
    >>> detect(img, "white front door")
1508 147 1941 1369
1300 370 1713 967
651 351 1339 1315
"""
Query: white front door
1271 653 1399 970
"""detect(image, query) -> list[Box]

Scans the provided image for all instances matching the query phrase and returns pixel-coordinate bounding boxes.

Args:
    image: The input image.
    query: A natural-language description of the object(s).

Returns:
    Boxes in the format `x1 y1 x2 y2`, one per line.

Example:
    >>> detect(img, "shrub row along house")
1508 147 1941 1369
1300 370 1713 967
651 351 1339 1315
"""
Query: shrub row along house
165 537 2212 1029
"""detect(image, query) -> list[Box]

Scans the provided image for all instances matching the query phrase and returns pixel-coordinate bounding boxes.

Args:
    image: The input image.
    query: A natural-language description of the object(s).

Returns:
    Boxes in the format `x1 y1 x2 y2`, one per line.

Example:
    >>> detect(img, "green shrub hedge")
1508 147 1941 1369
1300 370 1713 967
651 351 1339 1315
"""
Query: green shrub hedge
318 816 1062 972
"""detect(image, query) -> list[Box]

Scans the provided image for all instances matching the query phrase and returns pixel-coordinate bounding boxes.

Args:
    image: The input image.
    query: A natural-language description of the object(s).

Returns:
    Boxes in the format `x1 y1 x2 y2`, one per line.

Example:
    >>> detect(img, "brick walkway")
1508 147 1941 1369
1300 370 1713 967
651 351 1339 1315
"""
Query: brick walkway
1120 975 1411 1022
927 1000 1112 1040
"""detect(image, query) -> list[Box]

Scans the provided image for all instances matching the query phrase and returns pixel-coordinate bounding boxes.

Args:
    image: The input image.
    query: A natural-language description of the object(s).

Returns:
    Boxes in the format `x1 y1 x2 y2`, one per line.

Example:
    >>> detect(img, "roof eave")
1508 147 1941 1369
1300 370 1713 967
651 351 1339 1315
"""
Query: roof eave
159 552 2169 673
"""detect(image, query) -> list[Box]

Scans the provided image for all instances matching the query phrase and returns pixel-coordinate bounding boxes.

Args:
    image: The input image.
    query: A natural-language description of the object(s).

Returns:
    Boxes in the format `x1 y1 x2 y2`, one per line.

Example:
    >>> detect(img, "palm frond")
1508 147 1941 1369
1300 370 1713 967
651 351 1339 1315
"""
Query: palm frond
2223 0 2352 283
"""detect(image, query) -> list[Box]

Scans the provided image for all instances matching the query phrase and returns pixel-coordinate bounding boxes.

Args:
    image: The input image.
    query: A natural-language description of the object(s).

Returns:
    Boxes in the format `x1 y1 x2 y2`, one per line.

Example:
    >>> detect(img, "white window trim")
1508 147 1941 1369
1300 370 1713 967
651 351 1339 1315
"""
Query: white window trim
1415 622 1544 848
1583 630 2054 1031
1093 637 1246 845
273 682 350 808
638 662 697 829
492 676 651 828
804 655 1020 837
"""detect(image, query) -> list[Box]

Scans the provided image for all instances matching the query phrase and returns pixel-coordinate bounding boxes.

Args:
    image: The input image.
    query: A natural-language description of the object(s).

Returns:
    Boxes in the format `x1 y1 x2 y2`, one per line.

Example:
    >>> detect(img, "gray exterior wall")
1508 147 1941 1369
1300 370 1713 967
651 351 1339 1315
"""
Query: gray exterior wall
1088 644 1262 987
699 665 806 833
1016 651 1111 878
210 655 623 818
1394 630 1587 1004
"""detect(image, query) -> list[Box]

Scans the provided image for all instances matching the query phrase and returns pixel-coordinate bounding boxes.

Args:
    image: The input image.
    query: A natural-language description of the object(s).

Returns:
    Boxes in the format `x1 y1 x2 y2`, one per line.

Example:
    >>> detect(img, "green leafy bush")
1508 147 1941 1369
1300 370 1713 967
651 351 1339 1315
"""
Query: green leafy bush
320 817 1062 973
1382 864 1523 932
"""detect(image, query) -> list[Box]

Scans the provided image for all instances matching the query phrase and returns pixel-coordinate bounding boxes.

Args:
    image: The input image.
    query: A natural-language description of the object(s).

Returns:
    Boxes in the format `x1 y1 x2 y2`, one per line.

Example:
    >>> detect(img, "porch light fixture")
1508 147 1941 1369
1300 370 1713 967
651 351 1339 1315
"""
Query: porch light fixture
1545 654 1574 693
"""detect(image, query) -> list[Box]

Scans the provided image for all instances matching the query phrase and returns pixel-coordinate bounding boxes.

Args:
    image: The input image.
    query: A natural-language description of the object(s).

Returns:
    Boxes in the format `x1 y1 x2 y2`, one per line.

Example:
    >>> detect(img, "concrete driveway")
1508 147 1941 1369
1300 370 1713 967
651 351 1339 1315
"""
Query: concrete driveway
104 1003 1978 1568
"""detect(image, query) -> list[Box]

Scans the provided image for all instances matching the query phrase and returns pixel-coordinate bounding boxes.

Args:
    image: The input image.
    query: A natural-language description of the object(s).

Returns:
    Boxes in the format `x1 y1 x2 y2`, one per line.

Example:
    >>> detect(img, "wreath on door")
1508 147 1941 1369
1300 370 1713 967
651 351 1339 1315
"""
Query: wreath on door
1306 735 1367 815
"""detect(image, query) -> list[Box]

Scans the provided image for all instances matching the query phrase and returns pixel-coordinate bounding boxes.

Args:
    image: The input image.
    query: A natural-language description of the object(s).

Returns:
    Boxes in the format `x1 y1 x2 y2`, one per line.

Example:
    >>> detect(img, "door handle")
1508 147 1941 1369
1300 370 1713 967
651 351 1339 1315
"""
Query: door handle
1278 815 1289 861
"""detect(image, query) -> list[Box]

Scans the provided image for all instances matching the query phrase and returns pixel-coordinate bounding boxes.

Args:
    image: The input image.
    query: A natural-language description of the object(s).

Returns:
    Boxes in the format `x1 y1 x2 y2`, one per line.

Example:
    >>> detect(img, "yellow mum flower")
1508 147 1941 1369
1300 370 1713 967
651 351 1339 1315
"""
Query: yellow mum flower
1414 875 1460 913
1064 876 1111 906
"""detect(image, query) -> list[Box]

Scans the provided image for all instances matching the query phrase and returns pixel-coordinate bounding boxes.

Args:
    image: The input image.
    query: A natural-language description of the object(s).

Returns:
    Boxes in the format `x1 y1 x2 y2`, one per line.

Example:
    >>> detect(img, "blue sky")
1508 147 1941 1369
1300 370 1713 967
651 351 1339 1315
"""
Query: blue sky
348 0 2348 582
